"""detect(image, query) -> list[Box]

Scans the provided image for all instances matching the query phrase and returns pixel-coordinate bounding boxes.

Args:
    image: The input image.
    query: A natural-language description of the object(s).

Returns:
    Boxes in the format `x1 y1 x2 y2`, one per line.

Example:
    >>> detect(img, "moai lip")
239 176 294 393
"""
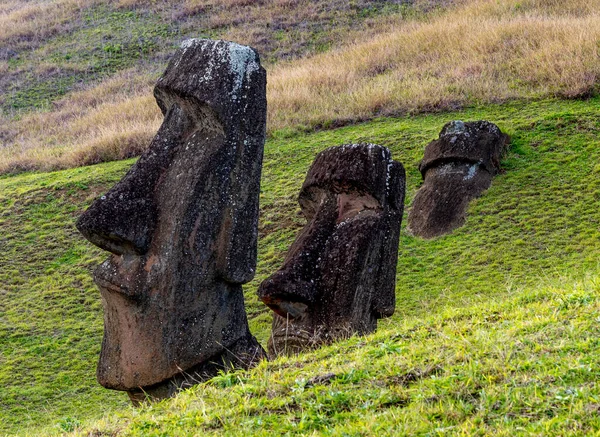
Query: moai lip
76 39 267 403
407 120 510 239
258 144 406 357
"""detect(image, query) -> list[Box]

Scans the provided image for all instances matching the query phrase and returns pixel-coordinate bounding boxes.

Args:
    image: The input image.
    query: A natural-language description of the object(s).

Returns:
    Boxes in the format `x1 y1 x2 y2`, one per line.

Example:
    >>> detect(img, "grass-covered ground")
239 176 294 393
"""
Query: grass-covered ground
2 0 414 115
83 274 600 436
1 96 599 435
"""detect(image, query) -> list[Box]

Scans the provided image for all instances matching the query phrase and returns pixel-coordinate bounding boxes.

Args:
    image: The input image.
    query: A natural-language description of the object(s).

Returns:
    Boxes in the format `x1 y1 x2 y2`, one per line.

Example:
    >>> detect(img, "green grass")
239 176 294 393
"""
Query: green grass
1 96 600 435
2 7 176 114
82 274 600 436
0 163 133 435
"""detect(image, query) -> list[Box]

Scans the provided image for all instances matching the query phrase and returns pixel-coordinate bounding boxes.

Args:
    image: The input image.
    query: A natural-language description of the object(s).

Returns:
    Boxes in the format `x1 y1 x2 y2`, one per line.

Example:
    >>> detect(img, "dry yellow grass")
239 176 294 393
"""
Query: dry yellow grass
0 0 598 173
0 0 101 47
0 69 160 173
176 0 418 61
268 0 600 130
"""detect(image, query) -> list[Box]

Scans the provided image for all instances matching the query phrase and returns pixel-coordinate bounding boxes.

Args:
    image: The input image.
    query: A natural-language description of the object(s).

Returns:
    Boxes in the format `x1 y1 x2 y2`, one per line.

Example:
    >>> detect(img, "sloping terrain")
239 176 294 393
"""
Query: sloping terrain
2 0 600 174
1 0 415 114
0 0 428 172
1 96 599 435
84 275 600 436
1 0 600 435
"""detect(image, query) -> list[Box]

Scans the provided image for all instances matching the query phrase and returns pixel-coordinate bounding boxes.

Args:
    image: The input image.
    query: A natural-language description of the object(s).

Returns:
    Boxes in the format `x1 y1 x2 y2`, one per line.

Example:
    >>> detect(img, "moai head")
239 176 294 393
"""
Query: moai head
407 120 509 239
258 144 405 356
76 39 267 403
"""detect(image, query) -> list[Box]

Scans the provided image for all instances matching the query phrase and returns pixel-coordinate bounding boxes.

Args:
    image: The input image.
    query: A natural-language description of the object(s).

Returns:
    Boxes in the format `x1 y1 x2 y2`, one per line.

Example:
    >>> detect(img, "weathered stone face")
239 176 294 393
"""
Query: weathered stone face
407 120 509 239
76 39 267 402
258 144 405 356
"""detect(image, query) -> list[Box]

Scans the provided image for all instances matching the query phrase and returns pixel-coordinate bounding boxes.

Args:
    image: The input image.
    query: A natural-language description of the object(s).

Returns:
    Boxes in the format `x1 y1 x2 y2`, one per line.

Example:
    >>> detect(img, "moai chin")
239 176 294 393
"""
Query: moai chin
258 144 406 357
76 39 267 404
407 120 510 239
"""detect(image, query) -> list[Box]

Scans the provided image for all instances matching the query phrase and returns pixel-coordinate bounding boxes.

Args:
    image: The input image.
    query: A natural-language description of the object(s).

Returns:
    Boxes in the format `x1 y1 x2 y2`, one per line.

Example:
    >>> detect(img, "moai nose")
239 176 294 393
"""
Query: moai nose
76 106 188 256
258 272 315 319
76 187 157 256
258 194 337 319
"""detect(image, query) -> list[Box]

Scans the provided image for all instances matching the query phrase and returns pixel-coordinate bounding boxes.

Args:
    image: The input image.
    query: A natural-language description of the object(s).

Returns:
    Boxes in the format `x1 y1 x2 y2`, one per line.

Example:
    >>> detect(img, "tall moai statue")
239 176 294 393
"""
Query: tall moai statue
258 144 405 357
76 39 267 403
407 120 509 239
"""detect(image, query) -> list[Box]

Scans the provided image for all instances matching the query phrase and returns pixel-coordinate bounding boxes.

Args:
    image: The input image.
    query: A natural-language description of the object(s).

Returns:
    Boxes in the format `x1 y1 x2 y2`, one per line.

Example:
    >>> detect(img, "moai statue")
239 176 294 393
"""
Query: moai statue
258 144 405 357
76 39 267 404
407 120 509 239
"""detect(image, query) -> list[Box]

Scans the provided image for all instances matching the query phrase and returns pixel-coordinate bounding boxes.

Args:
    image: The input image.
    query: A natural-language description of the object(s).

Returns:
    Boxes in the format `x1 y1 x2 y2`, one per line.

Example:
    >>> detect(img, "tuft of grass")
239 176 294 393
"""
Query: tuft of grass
2 96 600 435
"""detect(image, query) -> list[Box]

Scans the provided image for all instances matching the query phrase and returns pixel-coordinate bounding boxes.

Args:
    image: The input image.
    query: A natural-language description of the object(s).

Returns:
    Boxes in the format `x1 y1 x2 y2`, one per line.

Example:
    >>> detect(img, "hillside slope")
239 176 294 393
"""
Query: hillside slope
0 0 429 172
82 274 600 436
1 96 599 435
1 0 415 114
2 0 599 174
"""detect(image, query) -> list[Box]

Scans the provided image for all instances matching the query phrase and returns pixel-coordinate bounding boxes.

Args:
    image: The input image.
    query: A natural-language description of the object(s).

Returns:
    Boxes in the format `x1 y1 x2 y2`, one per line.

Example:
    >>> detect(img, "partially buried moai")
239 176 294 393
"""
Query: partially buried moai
407 120 509 239
258 144 406 357
76 39 267 404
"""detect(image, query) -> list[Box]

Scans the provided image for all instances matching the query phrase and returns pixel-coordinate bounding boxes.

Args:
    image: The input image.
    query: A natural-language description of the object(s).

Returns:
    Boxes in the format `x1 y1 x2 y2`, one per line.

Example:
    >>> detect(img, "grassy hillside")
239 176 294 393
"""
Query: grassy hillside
2 1 600 434
1 96 599 435
1 0 415 114
82 275 600 436
2 0 599 174
0 0 428 173
268 0 600 132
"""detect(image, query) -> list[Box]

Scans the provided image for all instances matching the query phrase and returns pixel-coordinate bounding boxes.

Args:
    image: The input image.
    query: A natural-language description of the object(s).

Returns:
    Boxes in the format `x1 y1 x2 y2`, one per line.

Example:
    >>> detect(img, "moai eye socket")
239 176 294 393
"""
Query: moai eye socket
335 191 381 223
300 187 382 223
298 186 329 220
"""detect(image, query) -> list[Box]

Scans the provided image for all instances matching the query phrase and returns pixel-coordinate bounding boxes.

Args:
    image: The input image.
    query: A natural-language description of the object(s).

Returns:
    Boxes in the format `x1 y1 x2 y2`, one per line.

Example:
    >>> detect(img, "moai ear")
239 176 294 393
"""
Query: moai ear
372 160 405 318
213 50 267 284
386 160 407 212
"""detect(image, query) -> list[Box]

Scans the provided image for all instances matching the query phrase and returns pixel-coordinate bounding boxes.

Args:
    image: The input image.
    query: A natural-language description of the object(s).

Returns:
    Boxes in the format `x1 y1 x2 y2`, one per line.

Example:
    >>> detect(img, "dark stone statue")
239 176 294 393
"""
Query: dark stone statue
258 144 405 356
76 39 267 403
407 120 509 239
